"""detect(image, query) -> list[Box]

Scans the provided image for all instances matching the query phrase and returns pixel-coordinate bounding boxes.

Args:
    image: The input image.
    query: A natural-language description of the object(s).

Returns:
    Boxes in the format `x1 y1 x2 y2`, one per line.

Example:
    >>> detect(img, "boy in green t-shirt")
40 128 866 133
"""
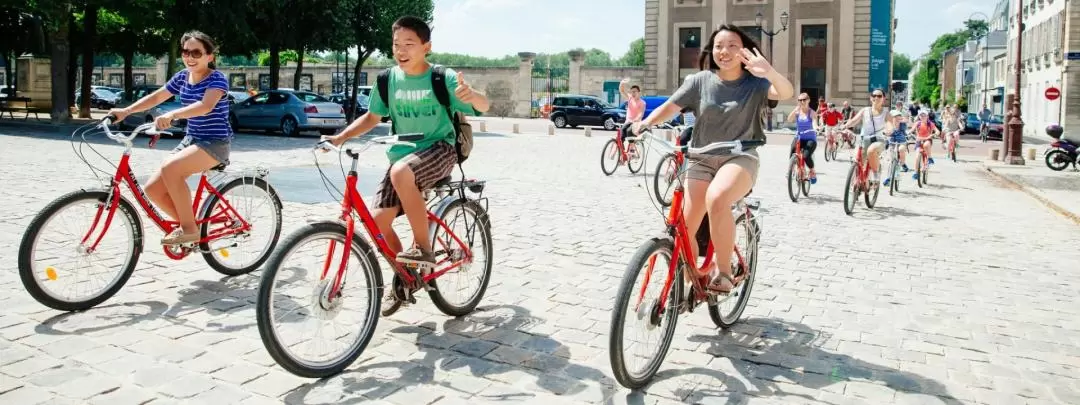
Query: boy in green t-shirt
323 16 490 315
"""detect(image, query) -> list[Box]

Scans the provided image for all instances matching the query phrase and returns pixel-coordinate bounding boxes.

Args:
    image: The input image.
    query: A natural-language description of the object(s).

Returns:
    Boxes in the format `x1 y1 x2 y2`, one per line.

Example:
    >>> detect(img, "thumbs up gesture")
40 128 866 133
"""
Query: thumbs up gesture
454 71 476 103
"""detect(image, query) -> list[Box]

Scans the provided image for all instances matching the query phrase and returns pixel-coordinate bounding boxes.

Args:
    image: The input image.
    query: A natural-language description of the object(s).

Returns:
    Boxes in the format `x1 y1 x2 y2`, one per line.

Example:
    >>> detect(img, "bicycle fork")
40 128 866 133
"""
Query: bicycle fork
80 184 125 254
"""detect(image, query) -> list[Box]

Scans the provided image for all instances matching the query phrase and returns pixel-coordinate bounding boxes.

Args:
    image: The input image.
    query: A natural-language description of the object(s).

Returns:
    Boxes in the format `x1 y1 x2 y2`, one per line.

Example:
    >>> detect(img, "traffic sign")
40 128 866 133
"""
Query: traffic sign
1045 87 1061 101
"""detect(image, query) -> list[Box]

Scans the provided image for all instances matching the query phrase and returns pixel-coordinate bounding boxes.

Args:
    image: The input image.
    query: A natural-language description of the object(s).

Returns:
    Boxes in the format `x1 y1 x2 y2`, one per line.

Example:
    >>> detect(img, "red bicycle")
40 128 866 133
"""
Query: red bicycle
787 137 812 202
255 135 493 378
842 136 882 215
946 131 959 162
914 138 932 187
609 129 764 389
17 118 283 311
822 127 840 162
601 124 645 175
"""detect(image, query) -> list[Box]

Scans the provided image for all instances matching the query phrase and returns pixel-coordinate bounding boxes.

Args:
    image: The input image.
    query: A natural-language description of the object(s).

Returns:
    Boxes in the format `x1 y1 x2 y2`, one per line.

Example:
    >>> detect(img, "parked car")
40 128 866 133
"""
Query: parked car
228 91 250 105
75 87 122 109
549 94 626 130
327 92 369 116
229 90 347 136
112 85 186 135
984 115 1005 139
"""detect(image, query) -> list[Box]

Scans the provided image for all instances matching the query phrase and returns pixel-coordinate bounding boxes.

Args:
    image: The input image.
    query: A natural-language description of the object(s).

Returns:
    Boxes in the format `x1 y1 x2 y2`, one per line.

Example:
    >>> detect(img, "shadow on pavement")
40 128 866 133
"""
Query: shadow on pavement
34 300 171 336
628 318 961 404
283 304 616 403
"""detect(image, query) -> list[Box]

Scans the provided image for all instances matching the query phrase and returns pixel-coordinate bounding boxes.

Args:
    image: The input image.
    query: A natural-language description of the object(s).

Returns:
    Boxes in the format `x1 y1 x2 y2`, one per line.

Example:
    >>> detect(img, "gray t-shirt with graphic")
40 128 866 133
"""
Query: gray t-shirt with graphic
669 70 772 148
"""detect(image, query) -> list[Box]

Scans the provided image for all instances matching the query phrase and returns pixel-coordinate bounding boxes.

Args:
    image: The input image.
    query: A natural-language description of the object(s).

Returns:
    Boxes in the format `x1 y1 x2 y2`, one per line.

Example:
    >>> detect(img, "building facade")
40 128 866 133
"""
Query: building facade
1005 0 1077 138
643 0 896 111
973 30 1007 115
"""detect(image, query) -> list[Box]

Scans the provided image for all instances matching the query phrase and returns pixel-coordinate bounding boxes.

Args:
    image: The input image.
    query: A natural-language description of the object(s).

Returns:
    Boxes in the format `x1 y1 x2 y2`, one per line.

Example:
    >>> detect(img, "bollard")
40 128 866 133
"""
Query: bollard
548 124 555 135
512 123 520 134
479 121 487 132
1026 148 1036 161
584 127 592 137
989 149 1000 160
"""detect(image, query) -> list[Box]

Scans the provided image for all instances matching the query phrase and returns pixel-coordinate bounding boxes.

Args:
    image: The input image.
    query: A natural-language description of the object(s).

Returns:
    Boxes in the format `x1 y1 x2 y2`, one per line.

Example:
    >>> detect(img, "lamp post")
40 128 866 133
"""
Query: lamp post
756 10 789 131
1006 0 1024 164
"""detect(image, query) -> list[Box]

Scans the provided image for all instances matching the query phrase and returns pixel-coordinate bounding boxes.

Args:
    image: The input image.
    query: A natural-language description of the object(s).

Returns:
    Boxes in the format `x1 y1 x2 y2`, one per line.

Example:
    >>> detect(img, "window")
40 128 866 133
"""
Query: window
250 93 270 104
268 92 289 104
229 73 247 89
800 25 828 102
294 92 329 103
678 27 703 69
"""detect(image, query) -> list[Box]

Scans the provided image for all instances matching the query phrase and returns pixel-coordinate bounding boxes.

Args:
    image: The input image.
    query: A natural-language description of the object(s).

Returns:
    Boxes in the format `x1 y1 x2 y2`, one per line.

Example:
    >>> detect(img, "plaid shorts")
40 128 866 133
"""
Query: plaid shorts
375 141 457 216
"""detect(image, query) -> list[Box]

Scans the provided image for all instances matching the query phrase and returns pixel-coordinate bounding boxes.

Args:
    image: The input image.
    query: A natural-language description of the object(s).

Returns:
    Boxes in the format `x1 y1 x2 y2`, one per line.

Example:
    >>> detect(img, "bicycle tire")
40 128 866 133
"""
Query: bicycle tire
18 190 143 311
823 142 832 162
786 156 800 203
889 155 900 196
707 213 756 329
255 221 382 378
843 164 858 215
916 157 924 188
627 143 645 174
199 176 283 276
609 237 682 389
865 173 880 208
427 198 493 317
600 139 619 176
653 153 676 207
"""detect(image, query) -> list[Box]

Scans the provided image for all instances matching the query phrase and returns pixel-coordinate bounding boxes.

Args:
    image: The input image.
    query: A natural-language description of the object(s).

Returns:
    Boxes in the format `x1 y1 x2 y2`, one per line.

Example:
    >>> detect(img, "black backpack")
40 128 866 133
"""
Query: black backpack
377 65 473 164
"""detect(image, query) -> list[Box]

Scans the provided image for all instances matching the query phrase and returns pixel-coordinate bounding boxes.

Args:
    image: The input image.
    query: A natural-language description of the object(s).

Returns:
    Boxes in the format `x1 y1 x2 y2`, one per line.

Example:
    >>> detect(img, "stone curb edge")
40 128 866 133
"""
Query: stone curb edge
981 164 1080 227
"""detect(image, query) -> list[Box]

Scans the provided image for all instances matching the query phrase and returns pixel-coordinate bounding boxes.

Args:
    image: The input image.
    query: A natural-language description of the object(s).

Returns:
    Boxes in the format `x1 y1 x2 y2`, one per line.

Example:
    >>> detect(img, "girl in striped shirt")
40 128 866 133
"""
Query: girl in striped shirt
109 31 232 245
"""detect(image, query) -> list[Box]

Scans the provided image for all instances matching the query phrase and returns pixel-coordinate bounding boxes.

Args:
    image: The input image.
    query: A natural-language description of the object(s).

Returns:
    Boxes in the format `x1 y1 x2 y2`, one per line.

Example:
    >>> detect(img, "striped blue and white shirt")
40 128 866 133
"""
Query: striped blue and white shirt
165 70 232 140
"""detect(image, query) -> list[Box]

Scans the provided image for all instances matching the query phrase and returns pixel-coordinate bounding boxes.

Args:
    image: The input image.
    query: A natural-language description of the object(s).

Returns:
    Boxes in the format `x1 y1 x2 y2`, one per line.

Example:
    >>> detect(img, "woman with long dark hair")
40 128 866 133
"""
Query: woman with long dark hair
109 31 232 245
633 25 794 293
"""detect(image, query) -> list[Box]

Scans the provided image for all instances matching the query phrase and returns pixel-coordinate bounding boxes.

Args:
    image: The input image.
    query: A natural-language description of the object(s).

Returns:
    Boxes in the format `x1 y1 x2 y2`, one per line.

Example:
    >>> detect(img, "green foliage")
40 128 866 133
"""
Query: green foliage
618 37 645 66
892 53 912 80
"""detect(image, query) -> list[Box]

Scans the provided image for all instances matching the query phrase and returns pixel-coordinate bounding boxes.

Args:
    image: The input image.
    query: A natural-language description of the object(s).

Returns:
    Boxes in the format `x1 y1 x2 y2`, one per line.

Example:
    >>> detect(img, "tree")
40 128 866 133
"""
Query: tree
20 0 75 123
910 27 981 110
97 1 169 98
963 19 989 39
618 37 645 66
892 53 912 80
76 3 101 118
287 0 348 90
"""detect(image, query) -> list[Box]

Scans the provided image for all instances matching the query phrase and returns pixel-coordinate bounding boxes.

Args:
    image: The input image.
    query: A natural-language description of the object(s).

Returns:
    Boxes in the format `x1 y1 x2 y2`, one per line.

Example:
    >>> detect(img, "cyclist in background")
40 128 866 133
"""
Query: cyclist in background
619 78 645 148
883 110 909 187
788 93 818 184
941 105 964 151
841 88 890 185
911 109 940 181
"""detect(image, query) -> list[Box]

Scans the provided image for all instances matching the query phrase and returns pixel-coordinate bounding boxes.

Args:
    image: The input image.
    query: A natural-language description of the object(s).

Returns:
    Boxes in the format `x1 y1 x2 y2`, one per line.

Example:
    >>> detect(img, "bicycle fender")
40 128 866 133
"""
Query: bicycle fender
426 195 469 239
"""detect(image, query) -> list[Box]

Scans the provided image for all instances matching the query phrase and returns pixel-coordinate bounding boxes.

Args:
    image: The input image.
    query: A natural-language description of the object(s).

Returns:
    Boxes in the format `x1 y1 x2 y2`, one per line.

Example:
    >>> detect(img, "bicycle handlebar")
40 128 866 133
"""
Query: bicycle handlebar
638 127 763 156
315 133 424 154
101 114 165 146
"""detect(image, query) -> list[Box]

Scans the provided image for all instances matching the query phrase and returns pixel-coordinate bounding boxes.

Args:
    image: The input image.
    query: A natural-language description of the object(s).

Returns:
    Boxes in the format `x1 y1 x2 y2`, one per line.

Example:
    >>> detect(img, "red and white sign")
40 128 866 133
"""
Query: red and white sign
1045 87 1061 101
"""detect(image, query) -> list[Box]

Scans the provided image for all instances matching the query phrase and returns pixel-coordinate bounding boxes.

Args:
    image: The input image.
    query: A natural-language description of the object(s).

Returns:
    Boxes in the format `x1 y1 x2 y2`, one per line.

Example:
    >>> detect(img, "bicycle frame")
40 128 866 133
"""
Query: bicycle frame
852 144 870 189
81 144 250 257
793 138 807 176
634 144 752 316
322 152 476 300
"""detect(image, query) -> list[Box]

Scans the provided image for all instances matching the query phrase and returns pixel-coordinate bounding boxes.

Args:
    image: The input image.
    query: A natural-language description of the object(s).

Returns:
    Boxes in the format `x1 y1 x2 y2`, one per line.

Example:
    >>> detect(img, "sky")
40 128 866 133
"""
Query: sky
430 0 998 61
893 0 999 59
430 0 644 58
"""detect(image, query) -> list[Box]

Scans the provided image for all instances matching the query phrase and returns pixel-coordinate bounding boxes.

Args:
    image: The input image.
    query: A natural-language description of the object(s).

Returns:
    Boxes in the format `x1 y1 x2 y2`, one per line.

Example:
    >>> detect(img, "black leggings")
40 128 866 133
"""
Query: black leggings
679 126 693 146
790 139 817 169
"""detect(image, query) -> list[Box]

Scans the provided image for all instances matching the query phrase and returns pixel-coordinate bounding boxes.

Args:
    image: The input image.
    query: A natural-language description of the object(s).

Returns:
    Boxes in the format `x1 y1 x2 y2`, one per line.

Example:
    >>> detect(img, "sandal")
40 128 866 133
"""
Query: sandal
706 270 736 295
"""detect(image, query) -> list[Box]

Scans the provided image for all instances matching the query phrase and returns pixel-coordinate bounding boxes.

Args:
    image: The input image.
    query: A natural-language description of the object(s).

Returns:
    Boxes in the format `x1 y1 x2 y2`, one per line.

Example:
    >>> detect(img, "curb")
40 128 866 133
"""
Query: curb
981 165 1080 226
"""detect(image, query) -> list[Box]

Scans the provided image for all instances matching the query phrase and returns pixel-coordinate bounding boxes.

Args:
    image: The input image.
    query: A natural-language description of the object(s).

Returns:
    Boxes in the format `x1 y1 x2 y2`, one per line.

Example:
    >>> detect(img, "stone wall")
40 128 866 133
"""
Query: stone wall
577 67 646 99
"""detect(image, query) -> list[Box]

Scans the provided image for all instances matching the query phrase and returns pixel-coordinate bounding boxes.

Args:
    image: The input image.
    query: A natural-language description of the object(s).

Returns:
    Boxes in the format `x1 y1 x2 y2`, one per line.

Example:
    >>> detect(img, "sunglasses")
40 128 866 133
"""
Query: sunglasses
798 98 808 102
871 94 884 98
181 48 206 59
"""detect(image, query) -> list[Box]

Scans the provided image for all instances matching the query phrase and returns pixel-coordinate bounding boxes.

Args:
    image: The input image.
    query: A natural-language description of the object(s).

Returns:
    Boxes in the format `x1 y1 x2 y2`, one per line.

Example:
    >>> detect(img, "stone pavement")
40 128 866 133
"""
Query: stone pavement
982 158 1080 226
1 125 1080 405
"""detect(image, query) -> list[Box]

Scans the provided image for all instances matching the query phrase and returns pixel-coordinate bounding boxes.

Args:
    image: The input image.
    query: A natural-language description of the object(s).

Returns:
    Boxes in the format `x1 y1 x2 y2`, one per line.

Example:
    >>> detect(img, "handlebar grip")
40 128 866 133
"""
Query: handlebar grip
104 114 118 123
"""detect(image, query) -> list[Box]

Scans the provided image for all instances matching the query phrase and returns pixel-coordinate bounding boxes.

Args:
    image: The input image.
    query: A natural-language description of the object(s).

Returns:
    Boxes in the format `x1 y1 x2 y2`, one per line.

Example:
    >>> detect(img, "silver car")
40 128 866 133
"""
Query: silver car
229 90 347 136
114 85 186 134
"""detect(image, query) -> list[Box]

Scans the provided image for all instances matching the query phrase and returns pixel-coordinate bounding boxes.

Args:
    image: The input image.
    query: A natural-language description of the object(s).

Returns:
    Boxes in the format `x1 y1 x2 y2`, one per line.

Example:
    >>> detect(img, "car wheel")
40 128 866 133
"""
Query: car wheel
552 115 567 128
603 117 617 131
280 116 299 137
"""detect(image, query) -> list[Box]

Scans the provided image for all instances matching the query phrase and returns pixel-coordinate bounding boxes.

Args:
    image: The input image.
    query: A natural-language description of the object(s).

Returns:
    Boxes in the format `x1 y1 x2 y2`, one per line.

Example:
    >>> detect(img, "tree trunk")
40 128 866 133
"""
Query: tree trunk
122 46 134 99
292 45 305 90
49 27 71 124
347 50 369 121
78 4 99 119
268 42 280 90
66 15 77 110
3 52 12 90
166 32 179 79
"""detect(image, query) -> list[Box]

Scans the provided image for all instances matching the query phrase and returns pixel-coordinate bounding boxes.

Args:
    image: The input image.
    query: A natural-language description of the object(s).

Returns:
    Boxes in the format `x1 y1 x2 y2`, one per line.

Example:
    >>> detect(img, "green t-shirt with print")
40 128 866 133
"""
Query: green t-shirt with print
368 65 477 163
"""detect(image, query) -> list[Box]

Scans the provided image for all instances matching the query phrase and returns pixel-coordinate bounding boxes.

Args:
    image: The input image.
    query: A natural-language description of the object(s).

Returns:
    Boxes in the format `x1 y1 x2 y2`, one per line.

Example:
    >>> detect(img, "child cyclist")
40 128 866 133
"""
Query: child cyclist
821 103 843 150
882 110 909 187
632 25 794 294
911 109 939 181
322 16 491 316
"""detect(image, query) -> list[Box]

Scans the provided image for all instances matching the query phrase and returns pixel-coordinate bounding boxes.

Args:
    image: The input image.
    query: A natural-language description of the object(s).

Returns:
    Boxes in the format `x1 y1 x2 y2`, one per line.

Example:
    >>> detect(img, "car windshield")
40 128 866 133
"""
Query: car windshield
92 88 116 97
294 92 329 103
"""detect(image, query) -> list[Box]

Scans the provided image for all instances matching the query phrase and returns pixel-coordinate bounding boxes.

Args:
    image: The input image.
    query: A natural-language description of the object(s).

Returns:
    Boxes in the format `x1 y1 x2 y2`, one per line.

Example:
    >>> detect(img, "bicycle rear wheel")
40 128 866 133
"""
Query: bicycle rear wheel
708 213 756 329
199 176 283 276
255 221 382 378
426 198 493 317
653 153 677 207
18 190 142 311
609 237 682 389
600 139 620 176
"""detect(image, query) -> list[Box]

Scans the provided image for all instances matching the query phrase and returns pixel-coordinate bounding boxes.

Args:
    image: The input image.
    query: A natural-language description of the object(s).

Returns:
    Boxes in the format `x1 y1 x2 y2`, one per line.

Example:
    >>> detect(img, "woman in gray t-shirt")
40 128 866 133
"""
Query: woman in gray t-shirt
631 25 795 294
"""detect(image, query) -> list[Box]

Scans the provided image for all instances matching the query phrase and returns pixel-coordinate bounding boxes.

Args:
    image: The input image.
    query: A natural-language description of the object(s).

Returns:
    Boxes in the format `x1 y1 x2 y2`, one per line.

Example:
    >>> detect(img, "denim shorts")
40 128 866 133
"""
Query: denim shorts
173 135 231 166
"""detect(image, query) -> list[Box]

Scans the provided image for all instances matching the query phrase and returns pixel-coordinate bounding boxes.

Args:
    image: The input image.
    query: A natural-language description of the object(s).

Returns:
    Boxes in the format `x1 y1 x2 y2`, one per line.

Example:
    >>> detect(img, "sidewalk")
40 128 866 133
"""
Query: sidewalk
982 158 1080 225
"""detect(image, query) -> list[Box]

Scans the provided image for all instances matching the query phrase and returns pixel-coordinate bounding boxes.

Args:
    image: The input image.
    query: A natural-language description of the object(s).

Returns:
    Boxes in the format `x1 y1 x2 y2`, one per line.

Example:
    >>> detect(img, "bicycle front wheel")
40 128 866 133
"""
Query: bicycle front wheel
843 164 858 215
600 139 620 176
653 153 677 207
256 221 382 378
627 143 645 174
18 190 142 311
786 157 801 203
609 237 682 389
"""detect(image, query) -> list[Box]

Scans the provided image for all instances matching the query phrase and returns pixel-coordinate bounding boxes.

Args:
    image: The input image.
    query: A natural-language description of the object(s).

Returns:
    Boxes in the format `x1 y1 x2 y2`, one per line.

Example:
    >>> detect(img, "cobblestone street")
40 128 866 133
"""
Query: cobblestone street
1 124 1079 405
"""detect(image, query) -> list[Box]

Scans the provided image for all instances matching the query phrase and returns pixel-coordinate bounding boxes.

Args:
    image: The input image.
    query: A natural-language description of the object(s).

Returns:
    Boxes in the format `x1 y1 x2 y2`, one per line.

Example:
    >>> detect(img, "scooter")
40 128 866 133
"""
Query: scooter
1044 124 1078 171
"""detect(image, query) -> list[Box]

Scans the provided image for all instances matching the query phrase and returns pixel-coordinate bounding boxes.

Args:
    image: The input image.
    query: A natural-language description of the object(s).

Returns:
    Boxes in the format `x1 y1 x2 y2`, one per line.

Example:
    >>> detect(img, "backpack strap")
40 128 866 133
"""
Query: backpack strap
430 65 461 135
376 68 394 134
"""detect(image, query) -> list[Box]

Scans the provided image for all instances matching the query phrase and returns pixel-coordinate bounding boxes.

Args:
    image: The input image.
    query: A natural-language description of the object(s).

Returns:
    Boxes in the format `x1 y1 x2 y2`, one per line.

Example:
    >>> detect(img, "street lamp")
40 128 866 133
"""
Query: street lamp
1006 0 1024 164
756 10 789 131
